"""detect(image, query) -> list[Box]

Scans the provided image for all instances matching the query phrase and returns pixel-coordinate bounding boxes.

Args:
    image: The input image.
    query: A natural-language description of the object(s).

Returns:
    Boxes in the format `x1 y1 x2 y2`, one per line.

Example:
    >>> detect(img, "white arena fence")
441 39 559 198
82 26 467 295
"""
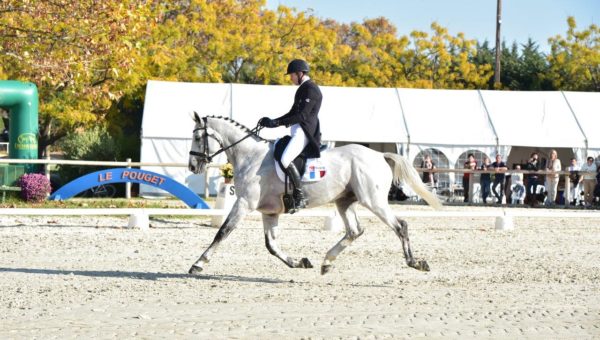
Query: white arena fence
1 207 600 231
1 157 598 230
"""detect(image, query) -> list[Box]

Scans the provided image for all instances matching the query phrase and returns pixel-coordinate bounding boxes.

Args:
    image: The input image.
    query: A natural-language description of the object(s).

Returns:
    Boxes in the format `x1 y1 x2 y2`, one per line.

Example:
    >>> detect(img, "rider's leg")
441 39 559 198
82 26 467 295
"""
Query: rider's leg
281 125 309 209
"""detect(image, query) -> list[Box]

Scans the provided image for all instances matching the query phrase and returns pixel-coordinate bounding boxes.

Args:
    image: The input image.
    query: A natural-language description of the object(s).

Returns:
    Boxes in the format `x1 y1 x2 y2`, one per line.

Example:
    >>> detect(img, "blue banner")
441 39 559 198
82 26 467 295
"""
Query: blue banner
49 168 209 209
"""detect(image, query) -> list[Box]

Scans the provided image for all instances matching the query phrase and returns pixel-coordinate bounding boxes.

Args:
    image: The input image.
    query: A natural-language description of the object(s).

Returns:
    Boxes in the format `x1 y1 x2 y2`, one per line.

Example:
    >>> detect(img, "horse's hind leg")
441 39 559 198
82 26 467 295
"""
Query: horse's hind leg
367 203 429 271
263 214 313 269
321 198 364 275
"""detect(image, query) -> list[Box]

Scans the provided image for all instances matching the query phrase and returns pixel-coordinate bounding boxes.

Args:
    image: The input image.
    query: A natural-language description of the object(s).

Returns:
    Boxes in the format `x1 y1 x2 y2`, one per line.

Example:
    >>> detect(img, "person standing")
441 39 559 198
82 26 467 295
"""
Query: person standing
578 156 597 207
510 164 526 205
545 149 561 206
491 154 508 204
463 153 477 203
258 59 322 212
479 157 492 204
565 158 580 205
525 152 541 205
421 154 437 190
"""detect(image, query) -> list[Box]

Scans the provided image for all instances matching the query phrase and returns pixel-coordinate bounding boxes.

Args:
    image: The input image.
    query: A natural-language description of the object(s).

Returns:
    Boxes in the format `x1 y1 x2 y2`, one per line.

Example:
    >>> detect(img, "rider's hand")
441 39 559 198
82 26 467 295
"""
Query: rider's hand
259 117 277 128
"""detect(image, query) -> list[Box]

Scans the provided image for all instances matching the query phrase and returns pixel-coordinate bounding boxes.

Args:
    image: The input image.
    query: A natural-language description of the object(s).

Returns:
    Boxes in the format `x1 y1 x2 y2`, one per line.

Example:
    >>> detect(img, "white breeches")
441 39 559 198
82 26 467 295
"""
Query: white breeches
281 124 309 168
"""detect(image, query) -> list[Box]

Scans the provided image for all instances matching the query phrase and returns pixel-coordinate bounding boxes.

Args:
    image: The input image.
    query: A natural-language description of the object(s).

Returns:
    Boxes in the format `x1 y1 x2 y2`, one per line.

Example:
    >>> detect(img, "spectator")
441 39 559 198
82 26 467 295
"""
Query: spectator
491 154 508 204
565 158 580 206
579 156 597 207
463 153 477 203
479 157 492 204
544 149 561 206
510 164 526 205
420 154 437 189
525 152 541 205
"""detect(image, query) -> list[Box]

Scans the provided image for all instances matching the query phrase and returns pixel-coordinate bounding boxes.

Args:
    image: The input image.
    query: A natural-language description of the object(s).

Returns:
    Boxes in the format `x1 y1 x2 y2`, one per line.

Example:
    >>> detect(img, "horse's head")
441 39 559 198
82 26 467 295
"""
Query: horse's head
188 113 223 174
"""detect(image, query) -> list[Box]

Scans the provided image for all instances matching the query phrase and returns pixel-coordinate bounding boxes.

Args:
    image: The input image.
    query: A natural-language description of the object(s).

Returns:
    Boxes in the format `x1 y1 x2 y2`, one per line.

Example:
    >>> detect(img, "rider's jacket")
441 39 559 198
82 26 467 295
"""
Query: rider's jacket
275 79 322 158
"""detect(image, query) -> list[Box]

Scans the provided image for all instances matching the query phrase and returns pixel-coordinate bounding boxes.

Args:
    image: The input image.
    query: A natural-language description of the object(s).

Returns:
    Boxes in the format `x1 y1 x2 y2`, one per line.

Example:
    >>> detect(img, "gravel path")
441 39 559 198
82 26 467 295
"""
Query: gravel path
1 207 599 338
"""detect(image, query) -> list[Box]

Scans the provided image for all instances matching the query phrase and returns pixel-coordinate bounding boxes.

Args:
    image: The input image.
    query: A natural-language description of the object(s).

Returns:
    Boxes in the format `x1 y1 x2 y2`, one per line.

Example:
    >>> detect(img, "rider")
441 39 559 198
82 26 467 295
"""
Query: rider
258 59 323 210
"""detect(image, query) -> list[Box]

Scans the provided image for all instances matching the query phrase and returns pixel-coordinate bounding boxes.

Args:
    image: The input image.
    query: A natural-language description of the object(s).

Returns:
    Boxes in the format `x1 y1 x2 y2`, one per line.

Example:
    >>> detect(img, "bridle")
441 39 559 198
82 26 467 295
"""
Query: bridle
189 116 263 163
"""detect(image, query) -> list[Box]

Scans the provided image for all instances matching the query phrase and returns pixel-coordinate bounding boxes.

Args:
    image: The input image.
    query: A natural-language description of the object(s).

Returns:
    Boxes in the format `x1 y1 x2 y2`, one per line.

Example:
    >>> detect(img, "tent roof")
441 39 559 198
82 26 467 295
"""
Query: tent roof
230 83 296 140
319 86 407 143
142 80 594 149
480 90 586 148
563 91 600 149
397 88 497 146
142 81 231 139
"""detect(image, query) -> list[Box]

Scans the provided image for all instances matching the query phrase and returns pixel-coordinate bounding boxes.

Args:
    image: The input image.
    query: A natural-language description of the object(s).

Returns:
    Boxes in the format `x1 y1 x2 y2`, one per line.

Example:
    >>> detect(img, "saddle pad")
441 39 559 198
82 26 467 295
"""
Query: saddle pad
274 157 327 182
273 137 327 182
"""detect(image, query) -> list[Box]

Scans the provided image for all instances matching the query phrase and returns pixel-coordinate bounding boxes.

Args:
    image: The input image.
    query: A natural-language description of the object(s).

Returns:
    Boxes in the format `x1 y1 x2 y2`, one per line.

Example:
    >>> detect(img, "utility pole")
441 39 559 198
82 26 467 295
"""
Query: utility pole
494 0 502 87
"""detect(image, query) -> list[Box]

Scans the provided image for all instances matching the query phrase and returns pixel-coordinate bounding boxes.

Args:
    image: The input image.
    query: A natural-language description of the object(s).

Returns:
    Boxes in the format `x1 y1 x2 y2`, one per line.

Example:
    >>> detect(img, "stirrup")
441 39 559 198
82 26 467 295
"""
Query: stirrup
293 190 308 209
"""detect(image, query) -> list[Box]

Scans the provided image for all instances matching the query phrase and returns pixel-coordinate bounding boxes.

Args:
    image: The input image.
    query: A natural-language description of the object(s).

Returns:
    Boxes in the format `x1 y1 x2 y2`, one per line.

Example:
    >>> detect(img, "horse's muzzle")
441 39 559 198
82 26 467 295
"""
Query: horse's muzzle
189 157 201 174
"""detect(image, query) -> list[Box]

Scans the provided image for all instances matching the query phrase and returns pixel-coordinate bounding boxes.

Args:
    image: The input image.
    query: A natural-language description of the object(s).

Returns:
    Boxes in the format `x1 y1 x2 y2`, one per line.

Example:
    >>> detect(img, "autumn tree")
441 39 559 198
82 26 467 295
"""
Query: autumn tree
0 0 153 156
404 23 492 89
547 17 600 91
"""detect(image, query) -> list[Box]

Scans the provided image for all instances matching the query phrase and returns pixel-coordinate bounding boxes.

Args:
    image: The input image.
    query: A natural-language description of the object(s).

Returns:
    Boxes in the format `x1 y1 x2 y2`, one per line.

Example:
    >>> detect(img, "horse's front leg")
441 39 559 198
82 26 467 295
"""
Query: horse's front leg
188 198 249 275
263 214 313 269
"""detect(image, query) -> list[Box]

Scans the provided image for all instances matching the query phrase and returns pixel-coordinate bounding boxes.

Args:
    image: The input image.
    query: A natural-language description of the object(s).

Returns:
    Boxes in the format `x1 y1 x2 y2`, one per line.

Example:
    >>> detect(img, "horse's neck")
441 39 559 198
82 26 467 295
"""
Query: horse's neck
212 120 269 167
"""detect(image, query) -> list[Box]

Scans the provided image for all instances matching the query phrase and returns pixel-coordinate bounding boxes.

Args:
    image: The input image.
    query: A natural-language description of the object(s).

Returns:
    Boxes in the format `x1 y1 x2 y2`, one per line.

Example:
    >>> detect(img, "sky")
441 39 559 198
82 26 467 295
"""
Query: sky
266 0 599 52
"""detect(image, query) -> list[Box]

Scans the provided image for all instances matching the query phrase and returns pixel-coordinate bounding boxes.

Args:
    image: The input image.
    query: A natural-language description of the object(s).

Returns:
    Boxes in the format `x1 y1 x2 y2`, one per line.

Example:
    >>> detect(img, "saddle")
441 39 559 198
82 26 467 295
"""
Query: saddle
273 136 327 183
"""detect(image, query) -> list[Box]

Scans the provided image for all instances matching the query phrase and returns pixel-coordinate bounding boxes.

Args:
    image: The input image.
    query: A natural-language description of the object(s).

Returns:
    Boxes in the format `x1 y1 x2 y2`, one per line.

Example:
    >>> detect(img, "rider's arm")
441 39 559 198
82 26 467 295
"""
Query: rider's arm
274 86 320 127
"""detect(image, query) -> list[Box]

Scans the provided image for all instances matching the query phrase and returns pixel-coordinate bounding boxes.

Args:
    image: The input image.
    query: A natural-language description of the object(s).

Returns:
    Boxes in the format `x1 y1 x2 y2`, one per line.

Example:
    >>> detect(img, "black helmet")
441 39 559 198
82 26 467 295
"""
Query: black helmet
286 59 310 74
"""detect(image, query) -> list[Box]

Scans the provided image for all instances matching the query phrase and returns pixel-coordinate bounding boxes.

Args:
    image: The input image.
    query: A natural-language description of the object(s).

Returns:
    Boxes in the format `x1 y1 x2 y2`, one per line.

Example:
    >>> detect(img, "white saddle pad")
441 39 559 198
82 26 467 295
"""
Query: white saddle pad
275 158 327 182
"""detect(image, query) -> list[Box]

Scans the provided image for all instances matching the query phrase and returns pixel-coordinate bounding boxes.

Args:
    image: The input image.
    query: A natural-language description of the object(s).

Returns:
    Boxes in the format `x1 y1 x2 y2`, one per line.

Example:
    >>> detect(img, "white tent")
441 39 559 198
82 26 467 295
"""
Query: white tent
562 91 600 159
479 90 586 148
397 88 500 164
140 81 232 197
140 80 598 197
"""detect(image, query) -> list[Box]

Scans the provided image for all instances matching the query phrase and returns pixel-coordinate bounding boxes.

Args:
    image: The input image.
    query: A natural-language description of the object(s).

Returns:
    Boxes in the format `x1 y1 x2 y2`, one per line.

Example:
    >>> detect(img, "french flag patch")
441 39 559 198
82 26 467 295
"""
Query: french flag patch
303 160 327 182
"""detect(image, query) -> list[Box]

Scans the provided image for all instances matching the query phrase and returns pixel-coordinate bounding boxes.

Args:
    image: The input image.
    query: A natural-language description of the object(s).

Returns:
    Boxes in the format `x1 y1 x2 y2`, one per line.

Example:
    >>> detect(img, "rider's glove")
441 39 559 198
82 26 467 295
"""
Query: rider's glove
259 117 278 128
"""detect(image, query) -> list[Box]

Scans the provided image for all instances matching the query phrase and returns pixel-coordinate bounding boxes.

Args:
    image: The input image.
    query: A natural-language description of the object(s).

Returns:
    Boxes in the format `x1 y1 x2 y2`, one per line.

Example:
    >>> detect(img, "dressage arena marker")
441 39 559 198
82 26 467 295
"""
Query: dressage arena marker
1 208 599 230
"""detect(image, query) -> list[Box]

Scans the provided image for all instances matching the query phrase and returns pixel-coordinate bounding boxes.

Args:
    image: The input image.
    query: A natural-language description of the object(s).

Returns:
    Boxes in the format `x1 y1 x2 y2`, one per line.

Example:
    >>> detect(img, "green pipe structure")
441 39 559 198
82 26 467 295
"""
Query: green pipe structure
0 80 39 172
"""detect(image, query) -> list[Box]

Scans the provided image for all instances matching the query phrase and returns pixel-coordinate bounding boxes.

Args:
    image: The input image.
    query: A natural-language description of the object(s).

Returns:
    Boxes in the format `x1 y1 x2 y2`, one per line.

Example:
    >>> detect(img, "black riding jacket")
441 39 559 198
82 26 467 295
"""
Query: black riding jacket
275 79 322 158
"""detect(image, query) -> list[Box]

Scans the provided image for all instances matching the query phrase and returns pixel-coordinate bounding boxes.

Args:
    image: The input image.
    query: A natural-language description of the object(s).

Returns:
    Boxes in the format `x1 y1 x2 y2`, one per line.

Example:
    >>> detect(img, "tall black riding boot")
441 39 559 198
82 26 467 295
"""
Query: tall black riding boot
285 163 308 210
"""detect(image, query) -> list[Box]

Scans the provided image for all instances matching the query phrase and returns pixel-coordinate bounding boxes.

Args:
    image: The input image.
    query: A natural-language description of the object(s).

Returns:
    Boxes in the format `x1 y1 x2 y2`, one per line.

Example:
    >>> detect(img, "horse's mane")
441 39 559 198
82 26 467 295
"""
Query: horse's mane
206 115 268 142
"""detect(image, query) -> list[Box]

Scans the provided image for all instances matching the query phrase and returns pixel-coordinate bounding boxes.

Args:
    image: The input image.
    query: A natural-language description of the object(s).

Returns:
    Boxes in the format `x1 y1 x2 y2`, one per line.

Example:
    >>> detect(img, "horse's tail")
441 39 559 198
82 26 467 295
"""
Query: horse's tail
384 153 443 210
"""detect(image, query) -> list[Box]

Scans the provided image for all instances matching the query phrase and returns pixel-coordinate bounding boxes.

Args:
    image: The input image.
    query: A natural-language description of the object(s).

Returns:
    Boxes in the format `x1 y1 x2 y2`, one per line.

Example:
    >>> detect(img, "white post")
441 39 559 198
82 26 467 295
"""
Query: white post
126 158 132 199
211 182 236 227
564 173 571 206
45 152 51 180
495 212 514 231
128 212 149 231
323 210 344 232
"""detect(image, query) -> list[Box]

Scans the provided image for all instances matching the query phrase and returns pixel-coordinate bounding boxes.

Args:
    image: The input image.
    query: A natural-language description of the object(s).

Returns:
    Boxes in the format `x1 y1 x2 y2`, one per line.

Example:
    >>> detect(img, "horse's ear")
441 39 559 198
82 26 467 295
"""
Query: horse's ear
192 111 202 124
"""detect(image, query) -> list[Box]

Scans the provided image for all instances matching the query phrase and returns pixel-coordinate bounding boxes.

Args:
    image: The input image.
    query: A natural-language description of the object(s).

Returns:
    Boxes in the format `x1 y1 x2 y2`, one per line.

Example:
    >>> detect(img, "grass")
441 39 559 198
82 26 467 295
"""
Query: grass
0 195 216 209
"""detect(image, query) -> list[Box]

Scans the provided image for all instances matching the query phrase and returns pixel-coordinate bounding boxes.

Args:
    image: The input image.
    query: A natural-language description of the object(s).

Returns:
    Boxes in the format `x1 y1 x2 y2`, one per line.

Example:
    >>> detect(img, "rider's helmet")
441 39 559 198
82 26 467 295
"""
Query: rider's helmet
286 59 310 75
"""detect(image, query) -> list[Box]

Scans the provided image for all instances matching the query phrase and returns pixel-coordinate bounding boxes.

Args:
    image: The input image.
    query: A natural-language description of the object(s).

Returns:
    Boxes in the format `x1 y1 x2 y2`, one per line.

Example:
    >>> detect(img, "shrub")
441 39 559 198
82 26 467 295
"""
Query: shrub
19 173 52 202
57 126 122 184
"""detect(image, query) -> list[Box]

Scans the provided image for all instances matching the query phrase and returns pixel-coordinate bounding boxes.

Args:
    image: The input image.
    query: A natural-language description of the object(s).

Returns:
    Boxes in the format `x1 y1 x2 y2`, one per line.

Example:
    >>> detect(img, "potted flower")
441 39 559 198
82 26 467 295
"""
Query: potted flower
220 163 234 184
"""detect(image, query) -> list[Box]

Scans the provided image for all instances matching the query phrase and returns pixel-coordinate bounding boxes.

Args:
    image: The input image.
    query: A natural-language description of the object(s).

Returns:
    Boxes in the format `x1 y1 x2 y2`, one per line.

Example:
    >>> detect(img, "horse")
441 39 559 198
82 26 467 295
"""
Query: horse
188 113 442 275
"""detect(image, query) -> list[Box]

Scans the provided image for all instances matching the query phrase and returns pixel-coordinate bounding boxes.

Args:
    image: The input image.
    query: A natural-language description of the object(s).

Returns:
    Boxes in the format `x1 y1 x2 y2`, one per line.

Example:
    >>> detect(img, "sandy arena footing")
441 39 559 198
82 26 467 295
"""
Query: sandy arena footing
1 206 599 338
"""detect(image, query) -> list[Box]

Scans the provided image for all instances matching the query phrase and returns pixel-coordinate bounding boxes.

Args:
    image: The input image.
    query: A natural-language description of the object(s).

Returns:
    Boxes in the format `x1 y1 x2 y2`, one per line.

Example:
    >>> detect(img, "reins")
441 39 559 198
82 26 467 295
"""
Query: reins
189 117 263 163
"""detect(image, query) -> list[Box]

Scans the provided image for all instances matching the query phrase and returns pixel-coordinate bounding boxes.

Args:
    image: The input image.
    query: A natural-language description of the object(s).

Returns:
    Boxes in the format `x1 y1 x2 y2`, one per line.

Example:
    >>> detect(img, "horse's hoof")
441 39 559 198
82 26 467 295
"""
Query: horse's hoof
188 265 203 275
299 258 313 269
321 264 332 275
416 260 430 272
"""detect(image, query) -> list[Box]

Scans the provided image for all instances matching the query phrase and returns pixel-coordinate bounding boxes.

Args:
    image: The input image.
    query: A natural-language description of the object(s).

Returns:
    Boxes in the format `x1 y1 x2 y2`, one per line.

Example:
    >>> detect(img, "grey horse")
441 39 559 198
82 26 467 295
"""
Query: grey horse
188 114 442 275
